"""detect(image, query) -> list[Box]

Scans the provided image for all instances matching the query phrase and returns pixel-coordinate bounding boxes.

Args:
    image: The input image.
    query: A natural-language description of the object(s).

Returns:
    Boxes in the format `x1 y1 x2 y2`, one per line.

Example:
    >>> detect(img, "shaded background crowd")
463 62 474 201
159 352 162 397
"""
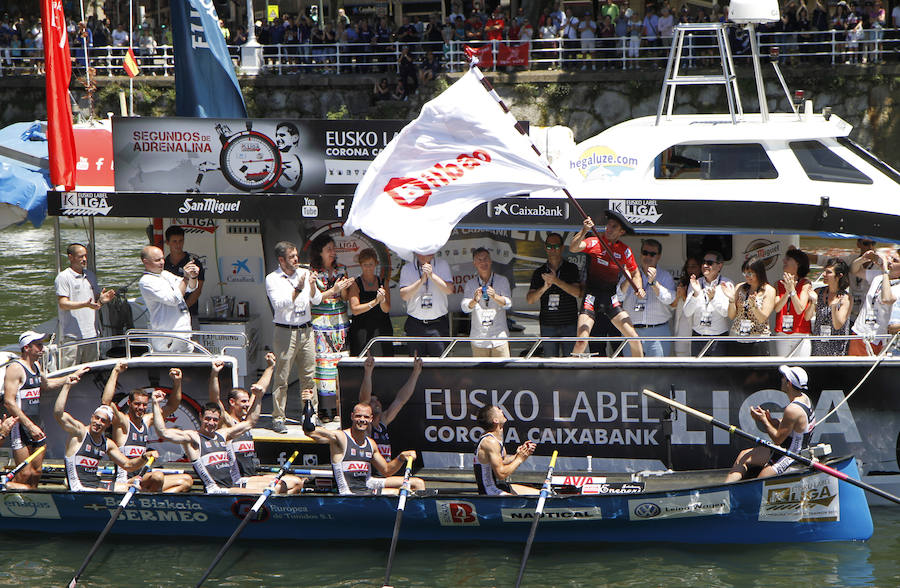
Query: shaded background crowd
2 0 900 79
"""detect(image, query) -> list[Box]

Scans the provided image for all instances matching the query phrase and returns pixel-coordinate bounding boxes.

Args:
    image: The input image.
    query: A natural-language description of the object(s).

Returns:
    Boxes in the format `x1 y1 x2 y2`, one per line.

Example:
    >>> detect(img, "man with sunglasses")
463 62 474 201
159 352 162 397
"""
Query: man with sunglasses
527 232 583 357
569 212 644 358
682 251 734 356
617 238 675 356
3 331 89 489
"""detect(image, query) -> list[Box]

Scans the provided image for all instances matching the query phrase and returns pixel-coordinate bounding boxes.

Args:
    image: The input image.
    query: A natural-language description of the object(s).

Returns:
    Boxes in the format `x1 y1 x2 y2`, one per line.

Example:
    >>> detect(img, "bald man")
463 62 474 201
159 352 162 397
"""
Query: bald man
137 245 200 352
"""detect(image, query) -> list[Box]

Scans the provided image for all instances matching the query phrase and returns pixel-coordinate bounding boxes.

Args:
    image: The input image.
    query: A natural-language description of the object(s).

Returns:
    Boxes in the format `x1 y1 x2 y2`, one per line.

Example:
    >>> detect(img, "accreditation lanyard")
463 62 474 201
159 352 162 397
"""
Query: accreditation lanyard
477 273 495 307
416 260 434 309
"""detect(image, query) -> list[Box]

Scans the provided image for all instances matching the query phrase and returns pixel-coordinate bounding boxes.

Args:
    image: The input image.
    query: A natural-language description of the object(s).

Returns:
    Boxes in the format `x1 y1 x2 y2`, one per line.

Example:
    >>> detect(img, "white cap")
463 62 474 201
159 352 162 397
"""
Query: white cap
778 365 809 391
93 405 114 422
18 331 46 348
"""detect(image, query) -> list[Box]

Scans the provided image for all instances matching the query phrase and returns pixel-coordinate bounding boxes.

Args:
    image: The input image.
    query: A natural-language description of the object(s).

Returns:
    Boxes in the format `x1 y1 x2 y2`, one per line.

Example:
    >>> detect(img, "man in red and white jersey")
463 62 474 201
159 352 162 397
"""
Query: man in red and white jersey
102 361 193 493
303 389 424 495
569 212 645 357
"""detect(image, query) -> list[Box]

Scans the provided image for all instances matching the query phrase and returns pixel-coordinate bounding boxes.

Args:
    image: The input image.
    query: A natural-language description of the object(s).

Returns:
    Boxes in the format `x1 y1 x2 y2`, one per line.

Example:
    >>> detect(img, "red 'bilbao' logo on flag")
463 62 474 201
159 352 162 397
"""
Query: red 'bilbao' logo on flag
382 150 493 209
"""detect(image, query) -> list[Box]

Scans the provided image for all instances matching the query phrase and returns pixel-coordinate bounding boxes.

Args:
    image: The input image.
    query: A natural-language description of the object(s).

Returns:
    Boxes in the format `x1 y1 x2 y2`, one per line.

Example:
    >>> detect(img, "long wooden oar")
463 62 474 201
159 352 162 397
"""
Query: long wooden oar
382 456 415 588
196 450 299 588
68 456 156 587
1 445 46 489
515 450 559 588
641 388 900 506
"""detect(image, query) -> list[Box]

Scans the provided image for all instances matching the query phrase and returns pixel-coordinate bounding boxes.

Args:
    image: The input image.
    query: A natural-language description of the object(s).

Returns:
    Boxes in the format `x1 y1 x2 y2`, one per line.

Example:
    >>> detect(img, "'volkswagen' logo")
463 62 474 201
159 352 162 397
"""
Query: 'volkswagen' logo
633 502 661 519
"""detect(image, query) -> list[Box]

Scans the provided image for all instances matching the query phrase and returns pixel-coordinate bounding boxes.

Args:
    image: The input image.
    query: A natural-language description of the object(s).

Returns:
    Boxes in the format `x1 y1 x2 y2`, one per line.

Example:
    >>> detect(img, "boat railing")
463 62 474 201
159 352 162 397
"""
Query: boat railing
359 333 897 360
44 329 248 371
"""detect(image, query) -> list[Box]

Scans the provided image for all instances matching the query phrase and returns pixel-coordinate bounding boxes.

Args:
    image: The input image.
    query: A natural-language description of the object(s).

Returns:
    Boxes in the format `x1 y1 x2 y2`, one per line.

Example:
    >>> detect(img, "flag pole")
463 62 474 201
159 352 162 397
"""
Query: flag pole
128 0 134 116
78 0 93 122
466 60 641 293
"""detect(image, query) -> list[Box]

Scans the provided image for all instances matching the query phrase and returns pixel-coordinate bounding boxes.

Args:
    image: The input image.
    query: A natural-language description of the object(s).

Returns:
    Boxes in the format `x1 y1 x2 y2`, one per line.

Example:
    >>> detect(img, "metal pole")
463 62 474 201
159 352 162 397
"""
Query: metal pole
78 0 93 122
129 0 134 115
746 23 768 122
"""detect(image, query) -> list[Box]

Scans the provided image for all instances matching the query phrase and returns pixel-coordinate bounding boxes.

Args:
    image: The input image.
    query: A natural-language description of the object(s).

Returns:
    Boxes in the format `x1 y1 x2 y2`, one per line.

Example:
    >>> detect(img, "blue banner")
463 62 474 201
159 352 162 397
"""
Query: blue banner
171 0 248 118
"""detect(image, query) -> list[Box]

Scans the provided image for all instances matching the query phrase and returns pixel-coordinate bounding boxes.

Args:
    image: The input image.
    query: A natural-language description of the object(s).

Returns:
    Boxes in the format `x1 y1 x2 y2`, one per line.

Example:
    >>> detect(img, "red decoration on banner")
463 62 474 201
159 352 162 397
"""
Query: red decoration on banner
498 42 530 67
41 0 76 190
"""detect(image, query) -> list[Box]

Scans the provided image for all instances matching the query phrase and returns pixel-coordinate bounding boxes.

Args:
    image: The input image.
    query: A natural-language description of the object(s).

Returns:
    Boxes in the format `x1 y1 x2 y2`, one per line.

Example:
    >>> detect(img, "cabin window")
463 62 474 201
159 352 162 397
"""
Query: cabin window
836 137 900 186
790 140 873 184
654 144 778 180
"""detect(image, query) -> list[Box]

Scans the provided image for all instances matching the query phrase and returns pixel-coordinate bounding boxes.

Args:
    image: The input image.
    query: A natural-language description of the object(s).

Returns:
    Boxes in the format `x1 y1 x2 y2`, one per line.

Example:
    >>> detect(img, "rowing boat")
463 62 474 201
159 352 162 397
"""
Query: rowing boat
0 456 871 544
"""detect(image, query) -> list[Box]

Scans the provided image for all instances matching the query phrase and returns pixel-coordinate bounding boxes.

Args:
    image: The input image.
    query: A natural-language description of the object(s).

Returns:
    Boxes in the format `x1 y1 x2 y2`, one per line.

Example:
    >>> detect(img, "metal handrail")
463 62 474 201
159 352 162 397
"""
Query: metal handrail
1 29 895 78
47 329 248 367
358 333 894 359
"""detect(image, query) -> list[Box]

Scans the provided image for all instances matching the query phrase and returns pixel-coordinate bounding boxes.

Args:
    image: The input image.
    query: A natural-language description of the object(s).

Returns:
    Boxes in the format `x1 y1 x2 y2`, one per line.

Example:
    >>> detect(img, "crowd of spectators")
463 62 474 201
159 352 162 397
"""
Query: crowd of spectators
2 0 899 75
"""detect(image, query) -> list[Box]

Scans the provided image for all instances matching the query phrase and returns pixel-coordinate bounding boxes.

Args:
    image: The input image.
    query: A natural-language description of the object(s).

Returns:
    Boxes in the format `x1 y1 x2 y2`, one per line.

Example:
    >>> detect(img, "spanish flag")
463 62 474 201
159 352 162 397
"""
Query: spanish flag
123 48 140 77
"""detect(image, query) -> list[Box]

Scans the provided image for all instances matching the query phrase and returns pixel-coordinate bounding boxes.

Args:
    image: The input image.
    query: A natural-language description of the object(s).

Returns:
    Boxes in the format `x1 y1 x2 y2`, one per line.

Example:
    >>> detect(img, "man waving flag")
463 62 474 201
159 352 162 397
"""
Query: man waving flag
343 66 566 260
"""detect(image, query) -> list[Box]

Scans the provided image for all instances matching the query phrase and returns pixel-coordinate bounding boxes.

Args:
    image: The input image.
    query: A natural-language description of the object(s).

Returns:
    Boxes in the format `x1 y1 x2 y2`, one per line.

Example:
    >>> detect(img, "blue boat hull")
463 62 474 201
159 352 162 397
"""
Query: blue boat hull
0 457 872 544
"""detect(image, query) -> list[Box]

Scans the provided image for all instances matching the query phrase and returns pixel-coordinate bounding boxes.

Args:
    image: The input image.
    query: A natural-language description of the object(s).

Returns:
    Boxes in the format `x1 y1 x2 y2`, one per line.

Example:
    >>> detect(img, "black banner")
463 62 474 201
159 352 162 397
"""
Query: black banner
339 359 900 471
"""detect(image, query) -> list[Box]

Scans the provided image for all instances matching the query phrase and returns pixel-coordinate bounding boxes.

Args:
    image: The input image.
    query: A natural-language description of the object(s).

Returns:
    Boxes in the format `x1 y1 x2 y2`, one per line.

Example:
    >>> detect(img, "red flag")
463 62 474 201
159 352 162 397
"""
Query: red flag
498 43 530 67
41 0 76 190
464 45 493 69
123 47 140 77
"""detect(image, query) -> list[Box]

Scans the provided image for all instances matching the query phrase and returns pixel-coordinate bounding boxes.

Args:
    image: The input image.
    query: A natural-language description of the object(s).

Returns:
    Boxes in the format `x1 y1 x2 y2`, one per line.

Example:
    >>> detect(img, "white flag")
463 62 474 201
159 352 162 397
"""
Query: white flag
343 69 565 260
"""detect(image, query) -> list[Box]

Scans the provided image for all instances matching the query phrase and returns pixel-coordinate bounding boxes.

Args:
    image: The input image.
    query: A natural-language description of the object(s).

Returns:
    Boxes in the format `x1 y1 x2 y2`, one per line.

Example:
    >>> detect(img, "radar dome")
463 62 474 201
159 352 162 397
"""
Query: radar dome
729 0 780 23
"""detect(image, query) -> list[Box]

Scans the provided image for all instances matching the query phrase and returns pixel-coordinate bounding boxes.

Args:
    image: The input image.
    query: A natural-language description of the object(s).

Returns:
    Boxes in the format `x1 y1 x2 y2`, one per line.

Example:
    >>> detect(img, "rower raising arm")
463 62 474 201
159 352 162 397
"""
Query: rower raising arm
302 389 424 495
55 380 157 491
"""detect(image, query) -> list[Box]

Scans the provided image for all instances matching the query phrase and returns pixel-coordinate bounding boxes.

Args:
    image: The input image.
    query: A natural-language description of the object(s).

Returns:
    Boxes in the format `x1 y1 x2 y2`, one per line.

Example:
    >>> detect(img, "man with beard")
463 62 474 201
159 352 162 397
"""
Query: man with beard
101 361 194 492
55 378 158 492
302 389 424 495
208 353 305 493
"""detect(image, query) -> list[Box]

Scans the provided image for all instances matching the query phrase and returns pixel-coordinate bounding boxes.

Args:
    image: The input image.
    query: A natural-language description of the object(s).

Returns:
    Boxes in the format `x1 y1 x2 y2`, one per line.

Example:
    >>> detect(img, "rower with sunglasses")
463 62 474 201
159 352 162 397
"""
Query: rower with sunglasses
526 232 584 357
616 238 675 356
682 251 734 357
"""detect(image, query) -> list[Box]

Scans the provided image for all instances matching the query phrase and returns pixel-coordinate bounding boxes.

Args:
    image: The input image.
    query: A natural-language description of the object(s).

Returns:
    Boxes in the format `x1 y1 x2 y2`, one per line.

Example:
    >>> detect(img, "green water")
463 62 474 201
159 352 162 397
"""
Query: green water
0 508 897 586
0 225 897 586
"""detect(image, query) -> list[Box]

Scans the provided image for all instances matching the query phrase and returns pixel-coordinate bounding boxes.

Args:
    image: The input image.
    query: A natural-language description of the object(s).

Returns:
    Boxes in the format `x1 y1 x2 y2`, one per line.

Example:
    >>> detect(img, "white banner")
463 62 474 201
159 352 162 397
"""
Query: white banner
343 68 565 260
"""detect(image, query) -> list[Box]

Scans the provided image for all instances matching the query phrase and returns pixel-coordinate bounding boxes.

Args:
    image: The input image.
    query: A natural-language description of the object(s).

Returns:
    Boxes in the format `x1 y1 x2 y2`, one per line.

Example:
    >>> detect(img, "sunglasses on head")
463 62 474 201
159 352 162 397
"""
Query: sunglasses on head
641 250 659 257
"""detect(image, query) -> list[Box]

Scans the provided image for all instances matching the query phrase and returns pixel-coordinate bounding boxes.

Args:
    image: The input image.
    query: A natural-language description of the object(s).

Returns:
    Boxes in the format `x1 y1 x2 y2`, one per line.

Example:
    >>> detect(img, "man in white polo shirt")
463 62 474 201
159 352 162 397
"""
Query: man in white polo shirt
137 245 200 353
56 243 115 367
265 240 323 433
399 252 454 357
617 238 675 356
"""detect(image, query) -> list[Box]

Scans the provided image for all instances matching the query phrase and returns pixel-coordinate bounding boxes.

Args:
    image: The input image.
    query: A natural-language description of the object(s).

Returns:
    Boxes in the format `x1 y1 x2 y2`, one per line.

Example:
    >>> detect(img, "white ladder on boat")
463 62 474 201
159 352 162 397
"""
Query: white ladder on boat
656 22 742 125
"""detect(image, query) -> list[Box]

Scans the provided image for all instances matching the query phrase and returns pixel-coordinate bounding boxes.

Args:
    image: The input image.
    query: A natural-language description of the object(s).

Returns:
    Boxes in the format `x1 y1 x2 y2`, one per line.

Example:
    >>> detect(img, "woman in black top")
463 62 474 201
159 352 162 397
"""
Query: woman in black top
348 248 394 356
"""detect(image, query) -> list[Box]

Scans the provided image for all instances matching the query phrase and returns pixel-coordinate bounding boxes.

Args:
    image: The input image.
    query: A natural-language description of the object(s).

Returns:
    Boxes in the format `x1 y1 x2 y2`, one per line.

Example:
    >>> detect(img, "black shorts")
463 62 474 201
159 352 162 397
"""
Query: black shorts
580 288 625 321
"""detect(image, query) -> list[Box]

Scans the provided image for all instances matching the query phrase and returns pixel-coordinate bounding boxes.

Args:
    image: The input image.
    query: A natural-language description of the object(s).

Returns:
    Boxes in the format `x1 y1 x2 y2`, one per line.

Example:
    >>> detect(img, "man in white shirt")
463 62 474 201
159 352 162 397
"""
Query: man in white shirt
849 249 900 356
461 248 513 357
682 250 734 357
265 240 322 433
399 252 454 358
56 243 114 367
137 245 199 353
617 239 675 356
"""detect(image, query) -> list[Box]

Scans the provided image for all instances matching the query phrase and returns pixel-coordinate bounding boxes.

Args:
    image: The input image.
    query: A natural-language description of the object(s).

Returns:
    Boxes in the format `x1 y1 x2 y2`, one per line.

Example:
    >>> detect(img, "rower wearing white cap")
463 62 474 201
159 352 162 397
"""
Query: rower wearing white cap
54 378 158 492
3 331 89 489
725 365 814 483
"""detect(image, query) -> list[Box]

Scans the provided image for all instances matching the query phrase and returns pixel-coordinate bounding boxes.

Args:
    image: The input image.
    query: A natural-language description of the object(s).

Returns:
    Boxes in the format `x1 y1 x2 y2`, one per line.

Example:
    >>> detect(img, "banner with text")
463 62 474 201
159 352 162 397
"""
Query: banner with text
112 118 407 194
338 362 886 470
